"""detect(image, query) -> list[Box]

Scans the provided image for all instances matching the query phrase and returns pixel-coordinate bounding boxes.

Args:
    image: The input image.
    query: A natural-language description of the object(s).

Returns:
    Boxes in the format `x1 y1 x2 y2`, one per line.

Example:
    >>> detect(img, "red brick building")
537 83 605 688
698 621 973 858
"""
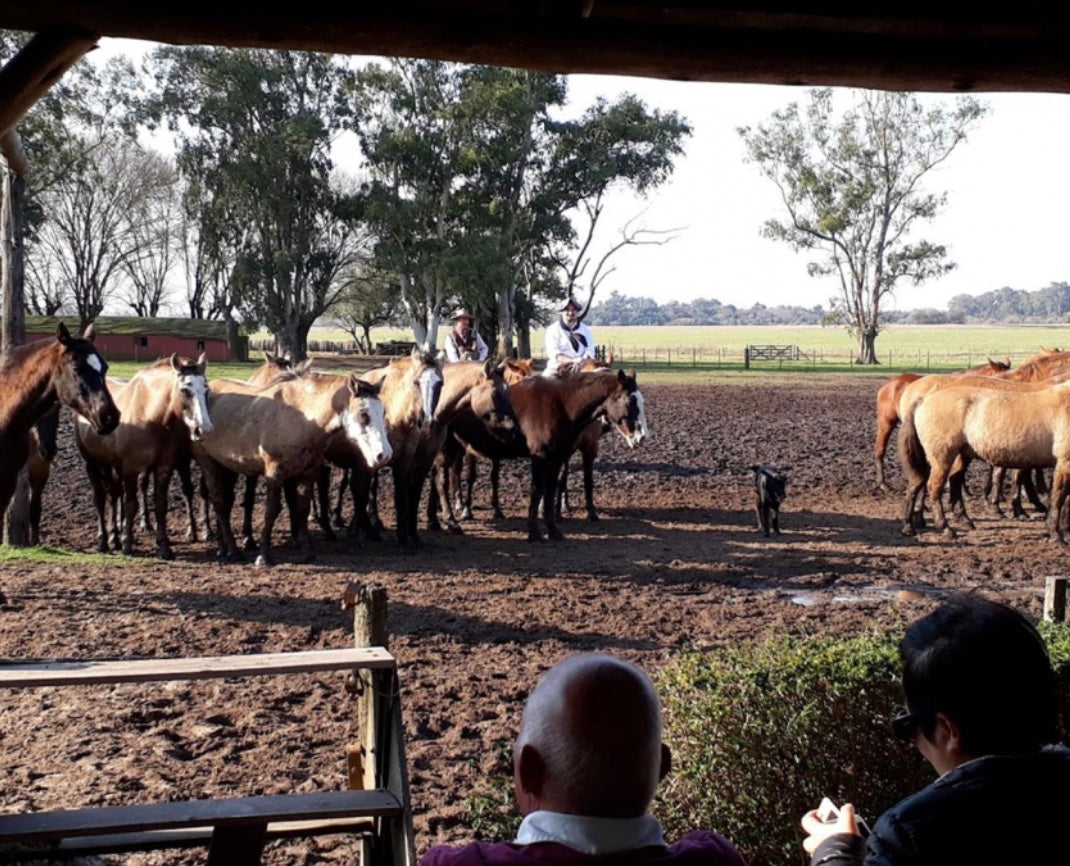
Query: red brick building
24 316 248 363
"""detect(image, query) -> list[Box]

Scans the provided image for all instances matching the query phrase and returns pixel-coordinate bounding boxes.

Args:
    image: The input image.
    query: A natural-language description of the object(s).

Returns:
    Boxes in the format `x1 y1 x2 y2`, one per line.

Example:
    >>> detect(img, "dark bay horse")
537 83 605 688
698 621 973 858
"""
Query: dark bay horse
194 373 391 566
0 323 119 521
76 354 212 559
25 406 60 546
431 367 645 541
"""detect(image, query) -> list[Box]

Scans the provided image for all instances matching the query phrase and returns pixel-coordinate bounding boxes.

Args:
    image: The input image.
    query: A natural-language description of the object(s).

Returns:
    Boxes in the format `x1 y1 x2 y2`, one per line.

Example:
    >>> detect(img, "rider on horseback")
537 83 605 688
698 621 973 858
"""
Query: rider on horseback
445 310 489 362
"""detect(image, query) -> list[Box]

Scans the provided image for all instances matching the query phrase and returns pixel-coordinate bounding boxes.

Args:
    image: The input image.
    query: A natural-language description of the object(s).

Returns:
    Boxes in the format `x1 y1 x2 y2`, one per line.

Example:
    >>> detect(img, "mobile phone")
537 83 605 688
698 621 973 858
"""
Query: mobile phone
817 797 872 837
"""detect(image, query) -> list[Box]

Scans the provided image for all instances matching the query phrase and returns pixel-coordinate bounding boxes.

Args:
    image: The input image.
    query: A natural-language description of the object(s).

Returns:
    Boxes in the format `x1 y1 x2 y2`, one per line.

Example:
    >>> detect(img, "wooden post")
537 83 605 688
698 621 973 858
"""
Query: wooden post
744 346 750 370
1044 576 1067 622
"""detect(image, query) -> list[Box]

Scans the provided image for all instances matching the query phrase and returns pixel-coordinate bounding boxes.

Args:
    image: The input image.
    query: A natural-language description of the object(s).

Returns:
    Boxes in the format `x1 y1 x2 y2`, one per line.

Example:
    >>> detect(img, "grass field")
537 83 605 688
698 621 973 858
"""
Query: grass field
251 323 1070 377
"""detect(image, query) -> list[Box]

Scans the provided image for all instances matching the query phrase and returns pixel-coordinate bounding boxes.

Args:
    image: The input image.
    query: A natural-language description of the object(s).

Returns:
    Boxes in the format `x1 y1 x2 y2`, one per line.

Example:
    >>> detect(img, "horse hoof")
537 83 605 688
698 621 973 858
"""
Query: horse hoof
940 527 957 539
322 528 337 542
157 548 175 561
448 524 464 536
427 520 442 533
185 529 196 542
331 515 346 531
492 510 506 521
96 538 109 553
121 543 134 556
254 554 274 568
242 537 257 552
217 548 244 563
547 528 565 541
900 524 916 537
527 531 544 543
460 508 474 521
586 512 600 523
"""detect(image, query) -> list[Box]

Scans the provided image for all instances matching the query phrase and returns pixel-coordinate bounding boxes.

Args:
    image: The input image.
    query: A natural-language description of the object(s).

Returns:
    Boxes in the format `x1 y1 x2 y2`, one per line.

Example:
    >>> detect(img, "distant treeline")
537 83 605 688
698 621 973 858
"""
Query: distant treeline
588 282 1070 326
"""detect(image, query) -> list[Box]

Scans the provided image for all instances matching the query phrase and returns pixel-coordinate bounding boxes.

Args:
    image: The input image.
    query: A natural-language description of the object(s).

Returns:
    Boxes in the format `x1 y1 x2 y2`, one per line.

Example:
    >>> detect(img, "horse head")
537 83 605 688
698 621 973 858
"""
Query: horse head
55 323 120 436
409 346 444 432
602 368 648 448
344 375 392 470
503 357 535 385
170 352 213 441
472 358 517 438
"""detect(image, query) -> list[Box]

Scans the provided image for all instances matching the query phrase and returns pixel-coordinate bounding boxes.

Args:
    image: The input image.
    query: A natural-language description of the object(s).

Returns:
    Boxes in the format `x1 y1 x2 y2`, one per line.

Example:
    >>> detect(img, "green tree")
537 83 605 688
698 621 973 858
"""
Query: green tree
145 46 361 360
739 89 986 363
332 268 402 354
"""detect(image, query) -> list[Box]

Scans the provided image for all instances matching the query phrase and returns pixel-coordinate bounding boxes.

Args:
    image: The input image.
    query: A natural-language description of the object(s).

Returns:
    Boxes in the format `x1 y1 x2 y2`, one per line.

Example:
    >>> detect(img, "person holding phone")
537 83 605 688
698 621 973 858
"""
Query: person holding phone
801 595 1070 865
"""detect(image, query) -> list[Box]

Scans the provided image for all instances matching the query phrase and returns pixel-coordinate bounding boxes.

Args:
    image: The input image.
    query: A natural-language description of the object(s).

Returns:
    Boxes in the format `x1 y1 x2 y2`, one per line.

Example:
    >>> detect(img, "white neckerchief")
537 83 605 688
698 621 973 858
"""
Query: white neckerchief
515 810 665 855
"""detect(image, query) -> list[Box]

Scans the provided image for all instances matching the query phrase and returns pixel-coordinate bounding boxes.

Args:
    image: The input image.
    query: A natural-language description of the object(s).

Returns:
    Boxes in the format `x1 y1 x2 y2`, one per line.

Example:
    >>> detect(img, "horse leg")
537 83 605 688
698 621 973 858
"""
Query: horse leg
257 479 283 567
367 471 383 534
1047 461 1070 543
582 443 598 522
332 467 349 531
84 459 111 552
283 478 299 541
152 466 175 560
947 457 974 530
241 474 258 551
292 478 316 562
461 453 476 521
556 460 569 520
988 465 1008 518
393 465 415 553
1022 468 1047 516
27 461 49 547
874 416 896 493
927 460 955 537
120 473 139 555
314 465 336 541
346 464 378 543
491 458 505 520
201 460 242 562
426 457 444 533
1035 466 1050 497
543 459 565 541
138 471 153 533
526 457 546 543
198 472 215 540
176 456 198 541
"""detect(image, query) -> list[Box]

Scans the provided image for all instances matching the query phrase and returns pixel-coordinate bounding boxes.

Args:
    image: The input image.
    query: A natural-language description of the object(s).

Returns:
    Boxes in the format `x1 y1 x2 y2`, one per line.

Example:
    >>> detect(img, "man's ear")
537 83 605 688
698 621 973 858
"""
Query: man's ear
659 743 672 782
515 743 546 811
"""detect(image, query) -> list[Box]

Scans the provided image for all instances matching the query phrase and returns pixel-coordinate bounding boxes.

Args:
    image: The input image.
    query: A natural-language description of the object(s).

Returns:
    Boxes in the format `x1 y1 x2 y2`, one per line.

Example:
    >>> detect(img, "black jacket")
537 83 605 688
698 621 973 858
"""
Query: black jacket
810 745 1070 866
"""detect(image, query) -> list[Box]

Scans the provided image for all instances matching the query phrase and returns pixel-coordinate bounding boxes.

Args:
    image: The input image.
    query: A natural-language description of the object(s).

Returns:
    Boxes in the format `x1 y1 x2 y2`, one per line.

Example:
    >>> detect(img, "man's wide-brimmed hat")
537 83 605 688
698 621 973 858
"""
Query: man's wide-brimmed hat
452 309 476 321
558 297 581 312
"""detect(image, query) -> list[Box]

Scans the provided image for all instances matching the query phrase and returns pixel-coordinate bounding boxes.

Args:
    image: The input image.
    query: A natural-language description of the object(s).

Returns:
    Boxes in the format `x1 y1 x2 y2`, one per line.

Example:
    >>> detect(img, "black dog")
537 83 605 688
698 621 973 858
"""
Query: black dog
750 465 789 536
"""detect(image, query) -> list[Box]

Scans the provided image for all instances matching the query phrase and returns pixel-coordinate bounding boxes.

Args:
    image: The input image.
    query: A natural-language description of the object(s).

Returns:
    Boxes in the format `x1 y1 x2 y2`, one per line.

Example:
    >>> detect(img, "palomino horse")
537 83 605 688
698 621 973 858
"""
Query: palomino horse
900 378 1070 541
873 358 1010 491
430 367 645 541
0 323 119 521
354 356 512 551
328 347 443 550
76 354 212 559
193 372 391 566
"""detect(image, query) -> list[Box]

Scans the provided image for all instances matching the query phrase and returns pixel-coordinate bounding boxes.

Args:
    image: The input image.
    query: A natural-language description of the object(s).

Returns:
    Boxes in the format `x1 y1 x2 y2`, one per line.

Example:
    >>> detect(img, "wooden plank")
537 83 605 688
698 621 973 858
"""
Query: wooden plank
0 647 395 688
0 790 402 843
207 823 267 866
0 817 378 859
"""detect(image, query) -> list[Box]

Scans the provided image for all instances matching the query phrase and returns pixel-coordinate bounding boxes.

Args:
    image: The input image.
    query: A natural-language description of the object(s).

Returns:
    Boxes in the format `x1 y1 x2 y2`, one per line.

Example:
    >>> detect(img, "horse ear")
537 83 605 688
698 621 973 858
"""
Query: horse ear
57 322 72 345
170 352 181 372
196 352 207 371
81 323 97 343
483 358 496 379
297 359 314 375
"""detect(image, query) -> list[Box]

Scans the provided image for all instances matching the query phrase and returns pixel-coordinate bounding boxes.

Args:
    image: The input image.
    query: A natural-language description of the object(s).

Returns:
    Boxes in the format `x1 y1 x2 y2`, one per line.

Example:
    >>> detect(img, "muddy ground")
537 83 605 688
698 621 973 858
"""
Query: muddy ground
0 374 1063 865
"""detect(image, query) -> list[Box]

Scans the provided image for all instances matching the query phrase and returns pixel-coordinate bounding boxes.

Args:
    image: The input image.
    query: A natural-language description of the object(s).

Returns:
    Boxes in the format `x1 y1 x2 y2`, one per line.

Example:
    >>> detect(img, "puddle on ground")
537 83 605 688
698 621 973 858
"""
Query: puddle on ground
787 587 936 606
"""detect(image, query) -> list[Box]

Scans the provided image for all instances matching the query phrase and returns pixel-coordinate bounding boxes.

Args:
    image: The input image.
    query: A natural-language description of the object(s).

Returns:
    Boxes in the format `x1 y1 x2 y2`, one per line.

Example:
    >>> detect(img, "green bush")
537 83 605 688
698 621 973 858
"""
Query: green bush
655 622 1070 866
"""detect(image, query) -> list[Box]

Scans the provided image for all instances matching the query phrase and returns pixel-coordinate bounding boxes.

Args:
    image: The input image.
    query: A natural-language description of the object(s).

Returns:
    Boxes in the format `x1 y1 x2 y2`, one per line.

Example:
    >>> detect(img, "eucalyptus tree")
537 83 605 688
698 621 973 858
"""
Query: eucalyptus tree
350 61 690 355
146 46 362 359
739 89 986 363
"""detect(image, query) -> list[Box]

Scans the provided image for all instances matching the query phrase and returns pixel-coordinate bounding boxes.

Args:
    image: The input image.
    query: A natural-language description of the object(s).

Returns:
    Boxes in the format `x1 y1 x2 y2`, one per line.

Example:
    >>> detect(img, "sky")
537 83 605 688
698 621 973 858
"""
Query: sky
93 37 1070 314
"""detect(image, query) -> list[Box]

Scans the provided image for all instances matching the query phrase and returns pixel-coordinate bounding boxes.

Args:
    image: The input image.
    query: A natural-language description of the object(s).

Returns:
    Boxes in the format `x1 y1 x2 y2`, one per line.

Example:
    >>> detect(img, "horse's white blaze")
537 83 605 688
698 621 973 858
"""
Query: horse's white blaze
633 390 649 444
181 373 213 439
86 354 104 374
418 367 443 429
345 396 392 469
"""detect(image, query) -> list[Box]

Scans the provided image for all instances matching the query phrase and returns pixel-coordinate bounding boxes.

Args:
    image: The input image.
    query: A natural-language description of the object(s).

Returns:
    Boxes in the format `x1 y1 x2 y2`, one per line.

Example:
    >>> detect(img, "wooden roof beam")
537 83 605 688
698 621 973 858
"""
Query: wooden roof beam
0 29 98 140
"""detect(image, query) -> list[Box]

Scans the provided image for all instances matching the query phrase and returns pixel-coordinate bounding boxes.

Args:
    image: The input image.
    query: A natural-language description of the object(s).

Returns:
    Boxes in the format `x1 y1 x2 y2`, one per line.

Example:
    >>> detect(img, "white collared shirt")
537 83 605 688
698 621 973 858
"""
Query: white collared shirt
543 320 595 375
515 810 665 855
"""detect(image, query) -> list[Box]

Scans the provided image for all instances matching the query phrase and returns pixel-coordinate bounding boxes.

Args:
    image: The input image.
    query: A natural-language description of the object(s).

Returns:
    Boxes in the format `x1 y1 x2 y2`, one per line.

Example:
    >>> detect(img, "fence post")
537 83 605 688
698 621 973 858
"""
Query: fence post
1044 576 1067 622
692 347 696 367
744 346 750 370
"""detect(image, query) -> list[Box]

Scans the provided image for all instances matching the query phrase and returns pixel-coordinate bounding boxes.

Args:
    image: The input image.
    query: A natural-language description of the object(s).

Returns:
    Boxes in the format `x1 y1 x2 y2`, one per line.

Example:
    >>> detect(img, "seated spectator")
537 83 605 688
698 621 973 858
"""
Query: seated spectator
423 653 746 866
801 594 1070 865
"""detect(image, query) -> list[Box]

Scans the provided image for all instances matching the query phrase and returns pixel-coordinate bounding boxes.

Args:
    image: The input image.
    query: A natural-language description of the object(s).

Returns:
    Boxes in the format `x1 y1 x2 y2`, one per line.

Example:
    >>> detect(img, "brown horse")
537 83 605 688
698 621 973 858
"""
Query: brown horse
430 367 645 541
193 372 391 566
873 358 1010 491
76 354 212 559
0 323 119 521
901 378 1070 541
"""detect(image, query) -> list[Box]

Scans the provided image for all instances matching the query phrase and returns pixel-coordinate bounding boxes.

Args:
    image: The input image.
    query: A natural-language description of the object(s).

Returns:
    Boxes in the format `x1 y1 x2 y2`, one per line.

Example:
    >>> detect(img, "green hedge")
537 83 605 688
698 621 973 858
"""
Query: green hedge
655 622 1070 866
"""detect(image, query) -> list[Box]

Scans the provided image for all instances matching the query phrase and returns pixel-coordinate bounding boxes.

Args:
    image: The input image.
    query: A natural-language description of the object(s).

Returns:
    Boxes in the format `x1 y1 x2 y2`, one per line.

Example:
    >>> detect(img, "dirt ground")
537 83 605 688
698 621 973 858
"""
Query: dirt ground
0 374 1063 865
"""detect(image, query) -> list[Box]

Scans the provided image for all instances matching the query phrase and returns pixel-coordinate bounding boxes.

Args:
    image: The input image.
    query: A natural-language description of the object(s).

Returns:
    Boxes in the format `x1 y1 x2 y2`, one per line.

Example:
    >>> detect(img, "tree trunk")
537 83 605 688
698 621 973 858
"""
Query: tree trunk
225 315 245 361
1 161 30 546
277 317 309 362
496 285 515 359
857 329 879 364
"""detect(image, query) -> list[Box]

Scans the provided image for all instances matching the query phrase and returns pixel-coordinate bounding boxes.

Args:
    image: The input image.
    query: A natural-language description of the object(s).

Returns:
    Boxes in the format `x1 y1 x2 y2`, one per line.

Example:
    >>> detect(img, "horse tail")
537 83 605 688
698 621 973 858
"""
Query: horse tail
898 397 930 487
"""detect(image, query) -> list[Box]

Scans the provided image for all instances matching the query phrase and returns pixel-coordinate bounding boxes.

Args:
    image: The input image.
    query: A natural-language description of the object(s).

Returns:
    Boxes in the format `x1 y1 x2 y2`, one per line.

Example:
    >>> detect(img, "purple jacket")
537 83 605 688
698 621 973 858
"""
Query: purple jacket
422 831 747 866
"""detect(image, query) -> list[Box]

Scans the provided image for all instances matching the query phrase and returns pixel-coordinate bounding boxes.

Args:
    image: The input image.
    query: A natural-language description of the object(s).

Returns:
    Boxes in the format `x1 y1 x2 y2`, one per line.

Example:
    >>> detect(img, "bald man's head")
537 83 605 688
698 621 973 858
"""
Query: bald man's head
513 654 669 818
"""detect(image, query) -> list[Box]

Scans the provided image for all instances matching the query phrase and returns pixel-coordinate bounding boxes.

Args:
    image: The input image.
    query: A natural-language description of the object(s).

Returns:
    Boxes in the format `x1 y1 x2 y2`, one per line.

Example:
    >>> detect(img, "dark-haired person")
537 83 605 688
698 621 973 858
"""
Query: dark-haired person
543 297 595 376
423 653 746 866
801 594 1070 865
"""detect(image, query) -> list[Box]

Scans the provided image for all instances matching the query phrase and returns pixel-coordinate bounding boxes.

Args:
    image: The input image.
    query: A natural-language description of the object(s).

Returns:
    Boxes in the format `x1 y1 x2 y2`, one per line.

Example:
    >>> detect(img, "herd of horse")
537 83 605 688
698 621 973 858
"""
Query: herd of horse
873 347 1070 542
0 325 649 564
